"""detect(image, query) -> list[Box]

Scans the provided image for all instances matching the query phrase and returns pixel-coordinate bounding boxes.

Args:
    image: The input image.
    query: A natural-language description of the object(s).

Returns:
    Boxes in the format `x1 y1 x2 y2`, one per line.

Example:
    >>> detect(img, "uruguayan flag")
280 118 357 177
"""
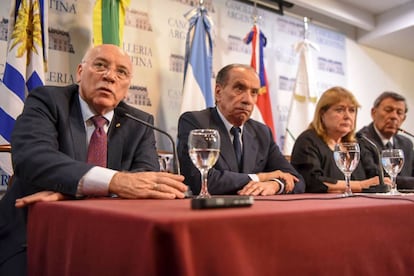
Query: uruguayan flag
0 0 48 174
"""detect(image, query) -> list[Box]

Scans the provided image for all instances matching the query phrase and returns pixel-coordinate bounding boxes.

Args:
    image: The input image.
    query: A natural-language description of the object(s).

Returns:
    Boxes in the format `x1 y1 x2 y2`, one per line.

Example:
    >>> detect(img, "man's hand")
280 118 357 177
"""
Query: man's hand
15 191 66 208
109 171 188 199
238 180 280 196
257 170 299 193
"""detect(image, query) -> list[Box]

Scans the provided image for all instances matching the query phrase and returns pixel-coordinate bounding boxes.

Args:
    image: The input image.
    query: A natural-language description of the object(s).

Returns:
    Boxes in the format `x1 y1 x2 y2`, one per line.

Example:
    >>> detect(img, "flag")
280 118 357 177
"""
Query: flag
244 25 276 139
0 0 48 175
93 0 130 46
180 6 214 114
283 39 319 155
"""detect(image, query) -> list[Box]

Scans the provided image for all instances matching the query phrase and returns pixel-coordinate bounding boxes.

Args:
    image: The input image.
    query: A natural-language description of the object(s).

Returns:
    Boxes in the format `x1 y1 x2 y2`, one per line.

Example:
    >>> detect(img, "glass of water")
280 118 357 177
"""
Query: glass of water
381 149 404 195
188 129 220 198
333 142 360 197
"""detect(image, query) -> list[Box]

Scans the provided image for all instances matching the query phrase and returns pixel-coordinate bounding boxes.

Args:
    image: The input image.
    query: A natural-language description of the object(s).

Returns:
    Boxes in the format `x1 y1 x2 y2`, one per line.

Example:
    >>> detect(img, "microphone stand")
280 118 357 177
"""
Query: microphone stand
356 133 389 193
124 113 180 175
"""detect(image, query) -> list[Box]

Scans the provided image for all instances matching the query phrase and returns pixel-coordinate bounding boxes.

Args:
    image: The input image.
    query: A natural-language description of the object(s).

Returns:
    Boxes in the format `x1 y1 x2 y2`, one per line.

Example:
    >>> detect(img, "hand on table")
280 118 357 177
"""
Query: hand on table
109 171 188 199
15 191 66 208
257 170 299 193
238 180 280 196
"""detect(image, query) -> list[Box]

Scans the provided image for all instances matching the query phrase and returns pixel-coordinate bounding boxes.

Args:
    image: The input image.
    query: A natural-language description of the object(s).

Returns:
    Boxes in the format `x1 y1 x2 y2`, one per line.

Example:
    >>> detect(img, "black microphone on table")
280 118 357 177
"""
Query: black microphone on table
398 128 414 139
356 133 389 193
124 113 180 175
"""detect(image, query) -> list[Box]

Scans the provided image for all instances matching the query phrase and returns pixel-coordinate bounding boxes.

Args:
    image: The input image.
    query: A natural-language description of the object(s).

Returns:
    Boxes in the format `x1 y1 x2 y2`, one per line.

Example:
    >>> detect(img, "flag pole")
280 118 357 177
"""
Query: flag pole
244 2 276 139
303 16 309 40
253 1 257 24
282 16 319 155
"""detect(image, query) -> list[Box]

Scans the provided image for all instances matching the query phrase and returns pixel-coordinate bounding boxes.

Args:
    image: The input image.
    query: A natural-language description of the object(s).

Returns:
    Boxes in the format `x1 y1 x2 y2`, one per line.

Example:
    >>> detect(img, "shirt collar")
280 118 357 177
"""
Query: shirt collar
216 107 244 136
373 124 393 147
78 94 114 125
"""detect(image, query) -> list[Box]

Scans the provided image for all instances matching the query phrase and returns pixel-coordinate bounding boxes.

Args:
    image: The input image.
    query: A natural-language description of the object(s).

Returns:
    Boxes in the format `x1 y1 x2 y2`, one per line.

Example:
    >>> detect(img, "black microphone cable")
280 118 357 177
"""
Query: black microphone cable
254 194 414 203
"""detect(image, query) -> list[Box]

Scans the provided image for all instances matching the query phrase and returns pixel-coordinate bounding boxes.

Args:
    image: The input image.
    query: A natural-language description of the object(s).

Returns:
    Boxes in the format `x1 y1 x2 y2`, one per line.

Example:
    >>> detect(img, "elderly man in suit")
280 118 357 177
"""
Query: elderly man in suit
358 91 414 188
0 44 187 275
177 64 305 196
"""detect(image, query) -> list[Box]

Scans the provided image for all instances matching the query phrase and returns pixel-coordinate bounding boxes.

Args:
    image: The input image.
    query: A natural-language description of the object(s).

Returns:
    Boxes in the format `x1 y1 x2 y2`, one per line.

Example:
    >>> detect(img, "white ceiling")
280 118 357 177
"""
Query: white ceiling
286 0 414 61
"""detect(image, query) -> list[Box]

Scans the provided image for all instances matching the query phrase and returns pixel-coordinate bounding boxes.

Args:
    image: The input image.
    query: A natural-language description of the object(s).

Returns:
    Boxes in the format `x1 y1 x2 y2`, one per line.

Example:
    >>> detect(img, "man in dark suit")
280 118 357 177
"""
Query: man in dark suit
177 64 305 196
358 91 414 188
0 44 187 275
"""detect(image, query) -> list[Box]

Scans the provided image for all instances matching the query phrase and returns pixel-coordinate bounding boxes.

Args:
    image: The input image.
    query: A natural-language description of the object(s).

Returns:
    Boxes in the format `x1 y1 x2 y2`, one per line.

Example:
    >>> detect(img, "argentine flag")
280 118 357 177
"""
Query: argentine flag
180 6 213 114
0 0 48 174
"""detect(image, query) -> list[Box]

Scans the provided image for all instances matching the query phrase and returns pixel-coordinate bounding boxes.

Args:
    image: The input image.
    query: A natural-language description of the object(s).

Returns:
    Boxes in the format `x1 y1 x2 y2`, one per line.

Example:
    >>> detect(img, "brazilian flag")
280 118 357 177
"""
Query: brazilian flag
93 0 130 46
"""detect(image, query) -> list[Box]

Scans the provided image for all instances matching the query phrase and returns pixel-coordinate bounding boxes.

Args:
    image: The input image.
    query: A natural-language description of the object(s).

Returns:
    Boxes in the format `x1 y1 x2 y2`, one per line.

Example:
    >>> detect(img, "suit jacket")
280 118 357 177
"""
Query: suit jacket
177 107 305 195
291 129 378 193
0 84 159 265
358 123 414 188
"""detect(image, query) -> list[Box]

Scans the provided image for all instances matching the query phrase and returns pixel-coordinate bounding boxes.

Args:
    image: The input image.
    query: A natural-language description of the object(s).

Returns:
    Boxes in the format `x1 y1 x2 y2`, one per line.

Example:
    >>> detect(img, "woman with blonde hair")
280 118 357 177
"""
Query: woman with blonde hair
290 86 389 193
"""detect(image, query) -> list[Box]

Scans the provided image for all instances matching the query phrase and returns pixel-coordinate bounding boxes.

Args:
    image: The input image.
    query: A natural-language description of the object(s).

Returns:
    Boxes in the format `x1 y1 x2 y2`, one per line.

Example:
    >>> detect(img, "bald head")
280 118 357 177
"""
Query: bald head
76 44 133 115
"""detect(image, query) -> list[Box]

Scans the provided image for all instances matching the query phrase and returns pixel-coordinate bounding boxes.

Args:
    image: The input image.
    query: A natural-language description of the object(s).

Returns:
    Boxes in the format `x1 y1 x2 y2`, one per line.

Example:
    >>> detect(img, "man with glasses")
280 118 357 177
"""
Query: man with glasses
0 44 187 275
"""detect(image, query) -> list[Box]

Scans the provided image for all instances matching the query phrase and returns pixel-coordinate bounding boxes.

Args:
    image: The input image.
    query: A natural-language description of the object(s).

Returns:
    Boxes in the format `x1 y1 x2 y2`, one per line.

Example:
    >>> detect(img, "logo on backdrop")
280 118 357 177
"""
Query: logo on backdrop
168 17 188 40
318 57 344 75
315 28 345 50
277 17 303 38
126 8 153 31
0 168 9 193
228 35 251 54
0 17 8 41
124 43 153 68
225 1 266 26
49 0 77 15
126 85 152 107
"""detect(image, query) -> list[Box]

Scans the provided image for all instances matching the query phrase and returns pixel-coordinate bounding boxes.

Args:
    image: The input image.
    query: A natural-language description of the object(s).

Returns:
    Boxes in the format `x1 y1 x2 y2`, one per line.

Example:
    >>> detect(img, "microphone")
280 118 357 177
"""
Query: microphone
398 128 414 139
124 112 180 175
356 133 389 193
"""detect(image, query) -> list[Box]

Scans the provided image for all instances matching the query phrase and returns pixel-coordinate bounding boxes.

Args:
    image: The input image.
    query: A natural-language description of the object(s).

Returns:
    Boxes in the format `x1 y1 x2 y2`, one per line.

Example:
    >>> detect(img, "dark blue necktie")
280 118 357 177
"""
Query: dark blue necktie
230 126 242 170
385 141 393 150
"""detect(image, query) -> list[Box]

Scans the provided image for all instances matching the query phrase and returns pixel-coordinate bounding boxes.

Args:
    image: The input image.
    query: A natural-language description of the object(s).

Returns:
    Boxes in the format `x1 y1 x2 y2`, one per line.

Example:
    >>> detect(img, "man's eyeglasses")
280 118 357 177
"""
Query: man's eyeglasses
89 61 130 80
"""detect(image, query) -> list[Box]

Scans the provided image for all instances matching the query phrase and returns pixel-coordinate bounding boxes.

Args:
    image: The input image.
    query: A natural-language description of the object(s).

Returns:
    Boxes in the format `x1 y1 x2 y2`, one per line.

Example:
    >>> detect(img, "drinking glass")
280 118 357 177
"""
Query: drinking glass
381 149 404 195
188 129 220 198
333 142 360 197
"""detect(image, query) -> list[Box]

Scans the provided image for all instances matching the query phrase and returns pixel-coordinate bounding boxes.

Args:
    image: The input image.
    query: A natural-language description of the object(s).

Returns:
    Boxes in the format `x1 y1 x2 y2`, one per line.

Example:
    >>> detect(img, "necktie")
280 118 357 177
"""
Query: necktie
385 141 393 150
87 116 108 167
230 126 242 170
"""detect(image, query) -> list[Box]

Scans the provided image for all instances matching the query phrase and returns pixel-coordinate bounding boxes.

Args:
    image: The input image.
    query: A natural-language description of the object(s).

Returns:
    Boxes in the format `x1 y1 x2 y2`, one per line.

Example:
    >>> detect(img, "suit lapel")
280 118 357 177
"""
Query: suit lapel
69 93 87 162
107 109 126 170
211 108 239 171
393 137 400 150
368 123 384 149
241 122 258 172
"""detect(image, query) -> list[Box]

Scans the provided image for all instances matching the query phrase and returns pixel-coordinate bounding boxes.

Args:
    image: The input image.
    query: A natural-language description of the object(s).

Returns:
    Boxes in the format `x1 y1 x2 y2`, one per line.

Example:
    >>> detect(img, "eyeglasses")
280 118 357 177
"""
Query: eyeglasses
89 61 131 80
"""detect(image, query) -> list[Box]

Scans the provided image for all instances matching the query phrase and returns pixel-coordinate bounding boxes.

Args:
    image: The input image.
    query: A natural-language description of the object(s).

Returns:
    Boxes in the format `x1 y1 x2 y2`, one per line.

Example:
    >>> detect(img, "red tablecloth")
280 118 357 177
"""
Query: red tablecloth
27 194 414 276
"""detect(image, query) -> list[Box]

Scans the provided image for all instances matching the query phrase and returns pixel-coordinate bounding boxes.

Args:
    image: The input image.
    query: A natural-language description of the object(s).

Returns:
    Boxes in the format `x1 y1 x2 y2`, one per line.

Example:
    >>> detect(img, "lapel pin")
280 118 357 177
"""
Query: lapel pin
116 123 121 128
